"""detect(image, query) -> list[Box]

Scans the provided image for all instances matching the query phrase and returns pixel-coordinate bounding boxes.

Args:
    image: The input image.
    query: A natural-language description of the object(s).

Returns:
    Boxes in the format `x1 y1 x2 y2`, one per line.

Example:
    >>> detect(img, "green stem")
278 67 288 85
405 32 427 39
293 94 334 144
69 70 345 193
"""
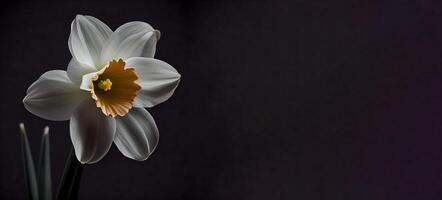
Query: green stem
56 148 83 200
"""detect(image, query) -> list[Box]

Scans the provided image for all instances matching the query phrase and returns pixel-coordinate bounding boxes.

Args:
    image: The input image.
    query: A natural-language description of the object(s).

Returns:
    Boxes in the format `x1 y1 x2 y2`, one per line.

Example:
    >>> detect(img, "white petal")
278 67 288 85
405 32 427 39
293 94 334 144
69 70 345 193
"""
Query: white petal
68 15 112 68
23 70 87 121
126 57 180 107
67 57 98 86
100 22 160 63
114 108 159 161
70 99 116 164
79 71 98 91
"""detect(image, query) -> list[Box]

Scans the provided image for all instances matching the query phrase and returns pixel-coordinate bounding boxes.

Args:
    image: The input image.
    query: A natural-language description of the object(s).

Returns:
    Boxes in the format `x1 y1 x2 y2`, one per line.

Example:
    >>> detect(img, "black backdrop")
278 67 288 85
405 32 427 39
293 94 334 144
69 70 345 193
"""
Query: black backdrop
2 0 442 199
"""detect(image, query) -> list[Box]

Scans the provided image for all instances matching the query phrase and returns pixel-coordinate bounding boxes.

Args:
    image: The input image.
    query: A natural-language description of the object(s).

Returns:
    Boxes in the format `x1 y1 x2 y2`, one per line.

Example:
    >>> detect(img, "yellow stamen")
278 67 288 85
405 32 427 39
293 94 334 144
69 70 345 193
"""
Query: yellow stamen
98 79 112 91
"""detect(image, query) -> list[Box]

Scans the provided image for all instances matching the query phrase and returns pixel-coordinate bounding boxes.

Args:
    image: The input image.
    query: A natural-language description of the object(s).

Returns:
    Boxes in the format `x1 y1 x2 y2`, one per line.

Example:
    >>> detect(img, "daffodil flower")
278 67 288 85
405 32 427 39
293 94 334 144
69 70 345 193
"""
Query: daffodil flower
23 15 180 164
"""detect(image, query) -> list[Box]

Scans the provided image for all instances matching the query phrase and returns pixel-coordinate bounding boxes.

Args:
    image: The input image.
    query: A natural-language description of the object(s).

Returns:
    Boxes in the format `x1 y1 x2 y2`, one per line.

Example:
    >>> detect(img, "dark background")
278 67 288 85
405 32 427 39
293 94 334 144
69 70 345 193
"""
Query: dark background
1 0 442 199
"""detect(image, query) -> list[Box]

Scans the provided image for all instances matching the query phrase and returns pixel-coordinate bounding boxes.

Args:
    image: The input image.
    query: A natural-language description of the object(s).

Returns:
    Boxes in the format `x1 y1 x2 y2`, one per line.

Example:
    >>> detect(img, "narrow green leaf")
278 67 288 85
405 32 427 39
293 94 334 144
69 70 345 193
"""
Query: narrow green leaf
57 148 83 200
37 126 52 200
66 162 83 200
19 123 39 200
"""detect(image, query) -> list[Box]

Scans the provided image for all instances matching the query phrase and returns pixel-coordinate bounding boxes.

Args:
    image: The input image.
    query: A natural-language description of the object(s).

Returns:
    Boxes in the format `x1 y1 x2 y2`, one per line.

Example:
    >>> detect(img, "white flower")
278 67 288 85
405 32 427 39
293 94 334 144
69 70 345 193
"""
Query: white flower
23 15 180 164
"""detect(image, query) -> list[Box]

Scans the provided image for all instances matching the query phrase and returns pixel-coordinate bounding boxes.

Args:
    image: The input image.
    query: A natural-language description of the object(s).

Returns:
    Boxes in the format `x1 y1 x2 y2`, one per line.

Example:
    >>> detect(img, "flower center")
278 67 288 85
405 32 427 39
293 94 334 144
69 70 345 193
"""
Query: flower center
89 59 141 117
98 79 112 91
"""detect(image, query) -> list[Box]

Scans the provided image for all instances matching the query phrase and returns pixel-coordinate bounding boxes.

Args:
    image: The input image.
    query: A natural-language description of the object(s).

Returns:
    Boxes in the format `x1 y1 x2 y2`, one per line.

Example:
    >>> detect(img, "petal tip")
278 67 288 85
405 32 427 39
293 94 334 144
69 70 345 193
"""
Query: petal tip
75 152 90 164
154 30 161 40
136 156 149 161
75 14 86 20
22 96 28 104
